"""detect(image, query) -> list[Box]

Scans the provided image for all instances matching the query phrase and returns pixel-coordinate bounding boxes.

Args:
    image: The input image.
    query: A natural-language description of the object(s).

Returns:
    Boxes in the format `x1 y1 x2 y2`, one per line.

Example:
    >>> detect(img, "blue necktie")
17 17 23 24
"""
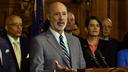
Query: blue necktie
59 35 71 67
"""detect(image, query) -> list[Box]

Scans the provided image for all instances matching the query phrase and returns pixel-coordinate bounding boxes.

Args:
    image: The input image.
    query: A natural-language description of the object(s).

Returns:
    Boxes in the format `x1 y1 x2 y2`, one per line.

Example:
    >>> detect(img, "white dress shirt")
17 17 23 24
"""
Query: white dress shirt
7 35 21 68
7 35 21 50
49 27 70 54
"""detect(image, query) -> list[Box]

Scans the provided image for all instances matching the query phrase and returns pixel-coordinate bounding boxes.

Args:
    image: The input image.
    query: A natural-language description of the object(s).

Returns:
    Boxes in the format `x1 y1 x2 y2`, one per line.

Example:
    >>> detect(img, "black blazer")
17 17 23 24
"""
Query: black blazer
99 38 120 67
81 39 109 68
0 37 12 72
2 34 29 72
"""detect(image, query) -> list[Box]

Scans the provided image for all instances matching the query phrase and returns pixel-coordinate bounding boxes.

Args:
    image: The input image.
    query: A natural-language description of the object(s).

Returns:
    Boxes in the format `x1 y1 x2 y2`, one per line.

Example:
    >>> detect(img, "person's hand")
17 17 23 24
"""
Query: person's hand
55 60 77 72
55 60 68 72
65 68 77 72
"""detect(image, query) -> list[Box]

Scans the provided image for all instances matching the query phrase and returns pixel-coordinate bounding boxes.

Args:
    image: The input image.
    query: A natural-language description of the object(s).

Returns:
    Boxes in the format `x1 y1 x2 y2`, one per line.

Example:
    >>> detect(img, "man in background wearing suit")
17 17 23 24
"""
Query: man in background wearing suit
100 18 121 67
30 2 86 72
0 37 12 72
2 15 29 72
65 12 86 54
65 12 75 34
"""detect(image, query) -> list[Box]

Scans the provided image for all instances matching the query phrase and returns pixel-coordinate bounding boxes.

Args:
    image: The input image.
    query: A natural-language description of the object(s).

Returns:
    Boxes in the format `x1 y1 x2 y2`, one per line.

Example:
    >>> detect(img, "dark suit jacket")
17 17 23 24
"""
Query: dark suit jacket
100 38 120 67
30 30 86 72
2 34 29 72
81 39 109 68
0 37 12 72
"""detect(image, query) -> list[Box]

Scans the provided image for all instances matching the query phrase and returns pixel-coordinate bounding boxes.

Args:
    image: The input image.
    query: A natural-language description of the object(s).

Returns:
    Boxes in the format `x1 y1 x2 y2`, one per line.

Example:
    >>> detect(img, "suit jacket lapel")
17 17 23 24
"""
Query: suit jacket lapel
20 37 28 60
46 30 71 68
65 33 76 68
3 35 20 70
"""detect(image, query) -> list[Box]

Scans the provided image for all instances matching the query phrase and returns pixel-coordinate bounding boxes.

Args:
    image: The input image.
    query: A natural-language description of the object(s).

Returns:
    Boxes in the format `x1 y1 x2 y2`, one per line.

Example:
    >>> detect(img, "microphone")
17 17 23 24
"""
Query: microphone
95 50 109 67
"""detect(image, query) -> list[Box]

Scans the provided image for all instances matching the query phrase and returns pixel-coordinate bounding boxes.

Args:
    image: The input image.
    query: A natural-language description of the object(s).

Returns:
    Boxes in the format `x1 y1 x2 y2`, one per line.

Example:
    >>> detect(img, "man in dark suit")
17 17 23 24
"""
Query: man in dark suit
0 37 13 72
2 15 29 72
30 2 86 72
100 18 121 67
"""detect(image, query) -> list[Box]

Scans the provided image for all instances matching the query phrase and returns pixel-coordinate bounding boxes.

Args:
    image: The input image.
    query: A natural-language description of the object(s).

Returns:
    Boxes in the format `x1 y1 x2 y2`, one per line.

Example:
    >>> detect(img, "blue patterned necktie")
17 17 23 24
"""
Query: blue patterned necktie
59 35 71 67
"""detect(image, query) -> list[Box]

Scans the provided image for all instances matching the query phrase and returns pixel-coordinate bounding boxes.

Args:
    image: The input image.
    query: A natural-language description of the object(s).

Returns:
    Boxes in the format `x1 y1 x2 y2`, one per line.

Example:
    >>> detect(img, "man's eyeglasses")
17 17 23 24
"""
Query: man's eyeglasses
8 23 23 27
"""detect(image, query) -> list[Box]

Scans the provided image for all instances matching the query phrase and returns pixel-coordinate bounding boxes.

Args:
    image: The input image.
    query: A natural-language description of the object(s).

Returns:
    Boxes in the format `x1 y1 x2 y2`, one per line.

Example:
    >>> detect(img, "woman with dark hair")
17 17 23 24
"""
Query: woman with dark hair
117 32 128 67
82 16 109 68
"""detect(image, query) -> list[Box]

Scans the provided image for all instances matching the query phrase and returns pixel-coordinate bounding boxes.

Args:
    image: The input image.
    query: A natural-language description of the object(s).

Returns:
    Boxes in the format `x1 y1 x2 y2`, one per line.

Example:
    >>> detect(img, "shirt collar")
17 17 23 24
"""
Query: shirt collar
7 34 20 44
49 27 66 42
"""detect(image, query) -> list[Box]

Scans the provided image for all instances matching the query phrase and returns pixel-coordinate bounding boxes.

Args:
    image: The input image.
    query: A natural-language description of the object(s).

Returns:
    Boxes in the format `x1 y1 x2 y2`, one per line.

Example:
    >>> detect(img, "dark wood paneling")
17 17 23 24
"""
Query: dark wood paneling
1 0 128 40
44 0 120 39
118 0 128 40
0 0 9 27
109 0 118 39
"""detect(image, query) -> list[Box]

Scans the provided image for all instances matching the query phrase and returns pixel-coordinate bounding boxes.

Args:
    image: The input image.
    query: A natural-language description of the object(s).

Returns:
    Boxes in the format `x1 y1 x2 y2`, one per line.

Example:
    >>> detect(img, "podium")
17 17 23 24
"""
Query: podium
77 67 128 72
